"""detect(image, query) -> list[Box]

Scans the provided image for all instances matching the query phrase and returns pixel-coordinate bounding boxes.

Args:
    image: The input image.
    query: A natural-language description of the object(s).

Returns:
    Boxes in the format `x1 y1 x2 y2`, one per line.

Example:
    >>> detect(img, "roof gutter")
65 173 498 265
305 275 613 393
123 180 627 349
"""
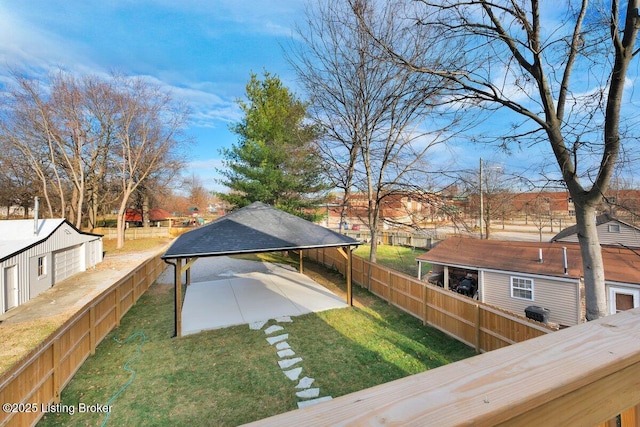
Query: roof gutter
161 241 363 260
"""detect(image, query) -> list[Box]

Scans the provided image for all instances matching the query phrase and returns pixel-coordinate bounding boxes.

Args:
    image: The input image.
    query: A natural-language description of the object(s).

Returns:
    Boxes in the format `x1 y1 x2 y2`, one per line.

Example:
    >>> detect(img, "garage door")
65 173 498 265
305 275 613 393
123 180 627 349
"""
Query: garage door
54 245 82 283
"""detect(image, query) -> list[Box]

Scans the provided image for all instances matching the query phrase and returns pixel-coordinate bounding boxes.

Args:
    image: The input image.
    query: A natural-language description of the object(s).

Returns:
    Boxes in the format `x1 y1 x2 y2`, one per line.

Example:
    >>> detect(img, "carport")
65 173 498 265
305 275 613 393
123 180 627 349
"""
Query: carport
161 202 361 337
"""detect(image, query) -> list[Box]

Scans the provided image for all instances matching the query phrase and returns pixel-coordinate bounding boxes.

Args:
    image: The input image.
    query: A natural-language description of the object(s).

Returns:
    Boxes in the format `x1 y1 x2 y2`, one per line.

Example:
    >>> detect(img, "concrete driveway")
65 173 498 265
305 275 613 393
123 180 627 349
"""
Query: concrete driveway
157 257 347 336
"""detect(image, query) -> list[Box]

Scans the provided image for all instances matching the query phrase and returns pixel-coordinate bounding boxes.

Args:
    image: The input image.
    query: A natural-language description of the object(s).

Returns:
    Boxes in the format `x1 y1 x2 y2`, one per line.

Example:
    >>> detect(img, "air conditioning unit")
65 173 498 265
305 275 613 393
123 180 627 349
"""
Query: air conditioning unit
525 305 550 324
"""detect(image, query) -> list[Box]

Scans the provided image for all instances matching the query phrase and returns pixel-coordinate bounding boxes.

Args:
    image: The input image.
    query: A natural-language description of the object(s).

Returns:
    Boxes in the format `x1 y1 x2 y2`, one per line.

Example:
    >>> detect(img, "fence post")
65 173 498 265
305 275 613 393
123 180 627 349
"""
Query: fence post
133 270 139 302
143 261 150 292
90 305 96 355
52 337 61 402
387 268 392 304
475 304 481 354
115 285 121 327
422 284 428 326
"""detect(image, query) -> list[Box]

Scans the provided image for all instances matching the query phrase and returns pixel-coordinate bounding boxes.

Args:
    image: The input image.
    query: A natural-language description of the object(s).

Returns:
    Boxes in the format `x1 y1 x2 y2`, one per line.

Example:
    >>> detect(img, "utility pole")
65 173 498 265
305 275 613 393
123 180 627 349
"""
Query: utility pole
479 158 483 239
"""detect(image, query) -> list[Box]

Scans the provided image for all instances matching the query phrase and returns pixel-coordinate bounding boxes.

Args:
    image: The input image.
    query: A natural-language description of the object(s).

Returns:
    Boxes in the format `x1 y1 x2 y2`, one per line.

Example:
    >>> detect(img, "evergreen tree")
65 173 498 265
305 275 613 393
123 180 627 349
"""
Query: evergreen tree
218 72 328 220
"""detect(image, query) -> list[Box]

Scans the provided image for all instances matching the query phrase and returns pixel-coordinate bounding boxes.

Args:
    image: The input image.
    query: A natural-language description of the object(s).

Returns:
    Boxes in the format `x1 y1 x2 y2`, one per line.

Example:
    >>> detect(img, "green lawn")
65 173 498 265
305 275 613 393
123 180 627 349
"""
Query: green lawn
39 257 472 427
353 244 429 276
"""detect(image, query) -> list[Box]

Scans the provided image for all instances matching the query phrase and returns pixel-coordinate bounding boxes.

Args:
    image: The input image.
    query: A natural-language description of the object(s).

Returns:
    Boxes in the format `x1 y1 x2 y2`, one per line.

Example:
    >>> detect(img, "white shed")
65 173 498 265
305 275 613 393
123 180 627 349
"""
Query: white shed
0 218 103 313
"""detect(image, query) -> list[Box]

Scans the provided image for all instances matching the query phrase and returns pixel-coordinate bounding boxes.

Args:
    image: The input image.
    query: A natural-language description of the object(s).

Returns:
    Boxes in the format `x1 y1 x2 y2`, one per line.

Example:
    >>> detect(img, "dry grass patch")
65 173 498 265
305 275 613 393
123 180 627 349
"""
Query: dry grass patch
0 316 65 374
102 237 173 256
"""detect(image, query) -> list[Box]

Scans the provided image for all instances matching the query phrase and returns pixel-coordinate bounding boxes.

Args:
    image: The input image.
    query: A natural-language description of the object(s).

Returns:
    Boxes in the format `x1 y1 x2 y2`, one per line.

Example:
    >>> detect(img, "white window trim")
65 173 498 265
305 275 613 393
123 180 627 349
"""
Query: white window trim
608 286 640 315
37 256 47 278
608 224 621 233
511 276 534 301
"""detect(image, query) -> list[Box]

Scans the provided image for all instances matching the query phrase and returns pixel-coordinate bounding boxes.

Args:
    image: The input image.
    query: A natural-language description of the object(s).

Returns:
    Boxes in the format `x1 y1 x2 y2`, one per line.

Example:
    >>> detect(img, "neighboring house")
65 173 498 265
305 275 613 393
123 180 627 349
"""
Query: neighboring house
0 218 103 313
416 237 640 327
551 213 640 248
125 208 173 227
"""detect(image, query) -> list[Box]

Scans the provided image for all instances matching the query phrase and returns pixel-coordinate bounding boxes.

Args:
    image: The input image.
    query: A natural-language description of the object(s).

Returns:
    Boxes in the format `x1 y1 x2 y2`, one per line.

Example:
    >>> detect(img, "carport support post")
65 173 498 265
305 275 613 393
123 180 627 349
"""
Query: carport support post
175 258 183 337
186 259 191 286
347 246 353 306
299 250 304 274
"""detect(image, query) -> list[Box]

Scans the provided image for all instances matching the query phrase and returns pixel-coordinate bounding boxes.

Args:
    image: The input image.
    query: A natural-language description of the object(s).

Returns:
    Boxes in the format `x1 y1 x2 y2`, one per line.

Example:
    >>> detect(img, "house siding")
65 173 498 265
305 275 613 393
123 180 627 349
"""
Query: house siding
29 253 53 297
556 221 640 247
482 270 581 326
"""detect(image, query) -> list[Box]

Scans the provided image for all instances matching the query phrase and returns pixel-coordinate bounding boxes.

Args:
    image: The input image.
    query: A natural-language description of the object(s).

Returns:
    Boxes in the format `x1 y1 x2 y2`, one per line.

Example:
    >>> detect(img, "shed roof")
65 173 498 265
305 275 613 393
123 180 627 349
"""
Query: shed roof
162 202 360 259
0 218 102 262
417 237 640 284
125 208 172 222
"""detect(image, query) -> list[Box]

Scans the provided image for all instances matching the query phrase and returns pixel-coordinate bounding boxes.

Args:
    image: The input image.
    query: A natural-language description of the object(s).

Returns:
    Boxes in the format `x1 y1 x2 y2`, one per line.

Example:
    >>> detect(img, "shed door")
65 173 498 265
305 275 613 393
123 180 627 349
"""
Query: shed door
609 287 640 315
3 265 18 312
54 245 81 283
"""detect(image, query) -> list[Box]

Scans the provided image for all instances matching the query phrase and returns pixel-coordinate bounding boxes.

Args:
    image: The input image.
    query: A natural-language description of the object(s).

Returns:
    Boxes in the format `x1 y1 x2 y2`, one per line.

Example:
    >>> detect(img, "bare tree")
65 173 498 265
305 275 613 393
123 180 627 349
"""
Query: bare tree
0 75 67 219
364 0 640 319
183 174 210 213
528 196 552 242
0 72 189 240
113 77 189 248
0 148 38 218
460 161 518 239
81 76 121 230
290 0 454 262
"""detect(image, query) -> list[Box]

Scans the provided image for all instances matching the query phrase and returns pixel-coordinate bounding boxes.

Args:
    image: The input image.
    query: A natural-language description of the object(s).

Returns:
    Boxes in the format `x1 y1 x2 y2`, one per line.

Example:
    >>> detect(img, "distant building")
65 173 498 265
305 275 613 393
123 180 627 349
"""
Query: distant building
551 213 640 248
125 208 173 227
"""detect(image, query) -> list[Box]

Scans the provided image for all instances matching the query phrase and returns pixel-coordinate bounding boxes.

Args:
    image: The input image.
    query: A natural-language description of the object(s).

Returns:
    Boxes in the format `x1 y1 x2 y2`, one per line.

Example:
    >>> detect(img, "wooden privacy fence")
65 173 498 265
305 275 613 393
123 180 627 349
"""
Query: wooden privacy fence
342 230 444 249
0 254 165 427
93 227 192 240
304 247 553 353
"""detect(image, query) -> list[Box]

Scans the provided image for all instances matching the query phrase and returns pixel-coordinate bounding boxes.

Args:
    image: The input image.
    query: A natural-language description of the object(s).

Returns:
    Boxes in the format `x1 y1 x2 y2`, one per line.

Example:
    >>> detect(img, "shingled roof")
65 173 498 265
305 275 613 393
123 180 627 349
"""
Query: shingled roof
162 201 360 259
417 237 640 284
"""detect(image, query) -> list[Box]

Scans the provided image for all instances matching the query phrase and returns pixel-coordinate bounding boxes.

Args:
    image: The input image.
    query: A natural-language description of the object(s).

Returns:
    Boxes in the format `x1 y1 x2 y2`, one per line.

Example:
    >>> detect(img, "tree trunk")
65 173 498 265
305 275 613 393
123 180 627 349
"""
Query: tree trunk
88 188 98 231
483 214 491 240
116 190 133 249
369 223 379 263
143 192 150 228
574 203 607 320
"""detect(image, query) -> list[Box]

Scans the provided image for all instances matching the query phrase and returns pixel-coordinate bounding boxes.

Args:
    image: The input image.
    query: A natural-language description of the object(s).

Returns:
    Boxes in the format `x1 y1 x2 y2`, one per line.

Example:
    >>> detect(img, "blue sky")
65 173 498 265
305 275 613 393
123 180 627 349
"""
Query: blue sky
1 1 635 193
0 0 309 191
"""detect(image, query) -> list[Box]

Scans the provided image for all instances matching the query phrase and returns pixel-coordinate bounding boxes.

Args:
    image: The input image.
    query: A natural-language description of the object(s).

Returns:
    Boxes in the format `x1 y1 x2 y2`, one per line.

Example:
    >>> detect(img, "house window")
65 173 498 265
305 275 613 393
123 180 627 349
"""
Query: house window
37 256 47 277
608 224 620 233
511 277 533 300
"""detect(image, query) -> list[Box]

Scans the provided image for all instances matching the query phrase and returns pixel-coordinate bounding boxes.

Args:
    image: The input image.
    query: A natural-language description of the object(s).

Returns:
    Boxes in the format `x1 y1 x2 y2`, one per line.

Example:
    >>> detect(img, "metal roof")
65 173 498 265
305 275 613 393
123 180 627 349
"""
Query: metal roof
162 202 361 259
0 218 102 262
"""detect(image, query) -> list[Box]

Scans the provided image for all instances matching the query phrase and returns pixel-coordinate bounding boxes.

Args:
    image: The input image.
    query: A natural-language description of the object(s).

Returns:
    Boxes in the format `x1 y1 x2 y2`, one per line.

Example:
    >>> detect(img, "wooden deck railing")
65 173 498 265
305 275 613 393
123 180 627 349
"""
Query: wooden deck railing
0 254 165 427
